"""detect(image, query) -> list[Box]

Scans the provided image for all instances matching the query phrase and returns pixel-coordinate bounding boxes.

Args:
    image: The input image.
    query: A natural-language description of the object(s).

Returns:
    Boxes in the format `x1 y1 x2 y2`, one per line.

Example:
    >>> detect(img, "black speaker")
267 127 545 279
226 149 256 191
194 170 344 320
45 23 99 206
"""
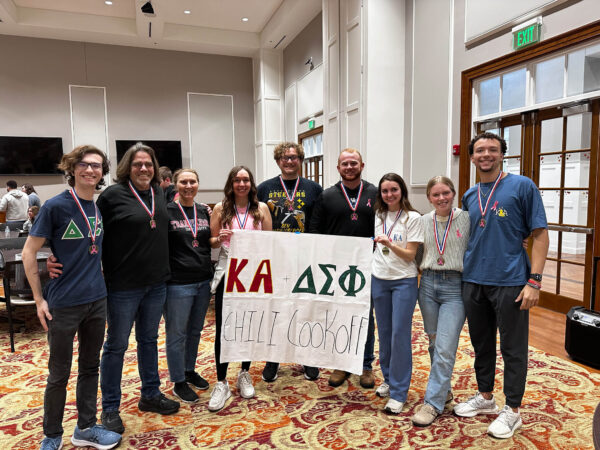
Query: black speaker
565 306 600 369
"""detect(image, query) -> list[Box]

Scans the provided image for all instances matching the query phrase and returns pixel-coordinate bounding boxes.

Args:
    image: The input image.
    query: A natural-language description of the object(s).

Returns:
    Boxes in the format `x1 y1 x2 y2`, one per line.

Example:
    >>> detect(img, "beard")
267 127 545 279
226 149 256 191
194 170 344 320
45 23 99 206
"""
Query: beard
340 171 361 182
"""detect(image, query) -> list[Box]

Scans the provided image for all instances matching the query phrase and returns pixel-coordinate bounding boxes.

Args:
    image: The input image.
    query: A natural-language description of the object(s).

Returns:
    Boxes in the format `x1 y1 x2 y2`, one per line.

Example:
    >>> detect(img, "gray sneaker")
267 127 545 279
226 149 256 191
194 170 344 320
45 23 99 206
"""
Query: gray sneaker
411 403 439 427
237 370 255 399
487 405 522 439
208 381 231 412
453 392 499 417
375 382 390 398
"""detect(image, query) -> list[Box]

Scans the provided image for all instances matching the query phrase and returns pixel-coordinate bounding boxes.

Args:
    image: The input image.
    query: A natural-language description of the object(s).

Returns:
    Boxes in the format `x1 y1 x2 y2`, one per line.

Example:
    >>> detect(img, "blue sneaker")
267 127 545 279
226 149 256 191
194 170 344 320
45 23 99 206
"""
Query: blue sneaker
71 424 121 449
40 436 63 450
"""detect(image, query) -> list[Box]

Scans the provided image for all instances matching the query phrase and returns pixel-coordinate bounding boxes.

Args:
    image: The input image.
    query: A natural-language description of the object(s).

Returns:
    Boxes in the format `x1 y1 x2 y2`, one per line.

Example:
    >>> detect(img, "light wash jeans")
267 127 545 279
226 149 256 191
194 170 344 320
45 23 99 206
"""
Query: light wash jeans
164 280 211 383
372 275 418 403
417 269 465 412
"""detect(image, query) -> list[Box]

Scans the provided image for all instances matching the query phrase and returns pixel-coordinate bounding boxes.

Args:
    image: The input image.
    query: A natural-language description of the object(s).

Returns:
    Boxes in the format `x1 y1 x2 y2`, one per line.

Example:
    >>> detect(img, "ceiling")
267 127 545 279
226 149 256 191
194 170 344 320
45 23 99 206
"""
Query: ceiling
0 0 322 57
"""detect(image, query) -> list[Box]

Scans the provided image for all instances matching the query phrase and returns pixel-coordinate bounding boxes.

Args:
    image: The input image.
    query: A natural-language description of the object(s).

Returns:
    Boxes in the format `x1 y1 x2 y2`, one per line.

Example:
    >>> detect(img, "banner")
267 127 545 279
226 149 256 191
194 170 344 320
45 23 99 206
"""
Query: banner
220 230 372 374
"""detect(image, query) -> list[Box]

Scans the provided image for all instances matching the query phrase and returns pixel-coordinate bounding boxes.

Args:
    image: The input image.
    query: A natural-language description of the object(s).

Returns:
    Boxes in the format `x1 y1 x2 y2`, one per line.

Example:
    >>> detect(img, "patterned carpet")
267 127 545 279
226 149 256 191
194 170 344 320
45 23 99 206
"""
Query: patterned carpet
0 302 598 449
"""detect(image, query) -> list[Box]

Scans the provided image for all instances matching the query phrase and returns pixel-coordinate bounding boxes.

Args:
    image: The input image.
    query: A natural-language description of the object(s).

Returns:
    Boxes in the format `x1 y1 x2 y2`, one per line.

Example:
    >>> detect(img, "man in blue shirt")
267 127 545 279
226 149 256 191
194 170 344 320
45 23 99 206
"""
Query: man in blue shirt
23 145 121 450
453 132 549 439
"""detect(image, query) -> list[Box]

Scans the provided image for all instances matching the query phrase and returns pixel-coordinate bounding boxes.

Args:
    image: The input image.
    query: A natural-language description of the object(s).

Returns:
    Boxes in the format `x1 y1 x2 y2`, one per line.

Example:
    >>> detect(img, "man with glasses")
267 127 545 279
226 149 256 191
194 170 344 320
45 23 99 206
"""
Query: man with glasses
257 142 323 383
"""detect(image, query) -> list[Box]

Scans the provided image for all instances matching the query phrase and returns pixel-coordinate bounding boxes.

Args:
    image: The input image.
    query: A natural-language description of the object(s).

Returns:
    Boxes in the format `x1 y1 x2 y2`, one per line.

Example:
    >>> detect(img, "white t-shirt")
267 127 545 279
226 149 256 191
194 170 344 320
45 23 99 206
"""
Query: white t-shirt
371 209 423 280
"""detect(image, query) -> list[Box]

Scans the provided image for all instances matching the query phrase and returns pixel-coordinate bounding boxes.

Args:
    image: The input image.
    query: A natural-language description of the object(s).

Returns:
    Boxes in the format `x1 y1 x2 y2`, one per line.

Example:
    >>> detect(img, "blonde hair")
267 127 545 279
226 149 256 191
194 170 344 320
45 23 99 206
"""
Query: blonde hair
338 148 363 164
426 176 456 198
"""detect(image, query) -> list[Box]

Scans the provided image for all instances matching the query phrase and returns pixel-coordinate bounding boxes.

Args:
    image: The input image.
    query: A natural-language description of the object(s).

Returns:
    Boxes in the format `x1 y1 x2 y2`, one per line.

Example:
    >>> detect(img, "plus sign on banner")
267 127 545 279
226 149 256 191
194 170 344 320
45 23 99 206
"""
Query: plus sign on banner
220 230 372 374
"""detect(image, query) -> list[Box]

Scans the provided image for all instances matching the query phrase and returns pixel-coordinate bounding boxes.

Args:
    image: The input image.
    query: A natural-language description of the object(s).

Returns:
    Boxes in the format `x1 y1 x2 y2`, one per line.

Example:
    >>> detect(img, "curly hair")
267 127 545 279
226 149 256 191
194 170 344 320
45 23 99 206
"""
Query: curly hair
220 166 262 228
57 145 109 189
273 142 305 161
468 132 507 155
115 142 161 185
374 172 419 221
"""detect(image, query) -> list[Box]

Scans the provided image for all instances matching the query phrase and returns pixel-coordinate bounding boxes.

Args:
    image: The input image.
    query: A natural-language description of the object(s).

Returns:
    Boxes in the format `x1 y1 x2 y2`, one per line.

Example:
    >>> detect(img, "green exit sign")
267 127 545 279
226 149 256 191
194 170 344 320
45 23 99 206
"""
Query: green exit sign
513 22 541 50
308 119 315 129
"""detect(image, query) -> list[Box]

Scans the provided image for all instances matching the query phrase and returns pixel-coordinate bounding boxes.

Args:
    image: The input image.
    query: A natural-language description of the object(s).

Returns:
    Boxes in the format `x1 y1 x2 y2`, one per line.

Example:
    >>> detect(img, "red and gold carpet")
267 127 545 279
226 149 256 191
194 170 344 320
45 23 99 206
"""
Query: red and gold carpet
1 303 598 449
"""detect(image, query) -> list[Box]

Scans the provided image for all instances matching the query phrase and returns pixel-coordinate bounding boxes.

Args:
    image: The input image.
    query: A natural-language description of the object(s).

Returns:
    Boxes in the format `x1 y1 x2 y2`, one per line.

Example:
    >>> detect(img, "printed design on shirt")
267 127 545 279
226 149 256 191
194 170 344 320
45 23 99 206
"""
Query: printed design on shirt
62 217 103 240
490 200 508 218
266 189 307 232
391 232 402 242
456 228 463 238
87 217 103 237
170 218 210 231
366 198 372 207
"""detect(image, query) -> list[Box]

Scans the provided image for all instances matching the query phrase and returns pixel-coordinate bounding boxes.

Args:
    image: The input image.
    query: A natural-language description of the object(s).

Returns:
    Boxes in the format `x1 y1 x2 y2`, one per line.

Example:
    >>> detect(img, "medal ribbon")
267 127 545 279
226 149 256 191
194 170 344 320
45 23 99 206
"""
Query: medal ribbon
234 205 249 229
279 176 300 207
383 209 403 240
128 180 155 220
340 181 364 213
433 208 454 256
176 201 197 239
69 189 99 247
477 171 503 220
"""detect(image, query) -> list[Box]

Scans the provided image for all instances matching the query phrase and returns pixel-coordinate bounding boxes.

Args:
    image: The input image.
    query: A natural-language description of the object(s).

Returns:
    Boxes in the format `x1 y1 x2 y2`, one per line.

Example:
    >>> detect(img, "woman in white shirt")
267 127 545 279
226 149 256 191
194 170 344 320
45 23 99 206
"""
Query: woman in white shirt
372 173 423 414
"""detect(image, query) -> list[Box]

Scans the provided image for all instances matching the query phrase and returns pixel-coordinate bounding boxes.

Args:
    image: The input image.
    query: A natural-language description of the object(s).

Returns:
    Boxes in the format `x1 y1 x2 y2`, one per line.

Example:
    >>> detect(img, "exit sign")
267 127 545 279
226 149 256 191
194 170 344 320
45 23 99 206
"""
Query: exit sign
512 18 541 50
308 118 315 129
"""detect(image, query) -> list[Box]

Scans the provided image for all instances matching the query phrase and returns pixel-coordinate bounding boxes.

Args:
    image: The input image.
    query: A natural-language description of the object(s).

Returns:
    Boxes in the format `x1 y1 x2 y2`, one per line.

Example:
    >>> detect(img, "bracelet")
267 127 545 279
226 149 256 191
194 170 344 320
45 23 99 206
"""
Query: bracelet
527 280 541 290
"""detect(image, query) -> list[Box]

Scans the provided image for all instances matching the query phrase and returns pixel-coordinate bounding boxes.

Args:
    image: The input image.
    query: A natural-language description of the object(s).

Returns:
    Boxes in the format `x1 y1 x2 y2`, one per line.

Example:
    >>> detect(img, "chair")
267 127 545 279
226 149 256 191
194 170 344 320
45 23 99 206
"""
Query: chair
0 237 49 352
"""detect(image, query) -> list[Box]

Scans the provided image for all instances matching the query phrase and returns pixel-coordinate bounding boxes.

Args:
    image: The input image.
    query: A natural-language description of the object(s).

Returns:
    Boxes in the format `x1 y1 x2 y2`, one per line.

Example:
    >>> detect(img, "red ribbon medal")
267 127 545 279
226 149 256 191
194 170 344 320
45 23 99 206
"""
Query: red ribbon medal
382 209 403 256
128 181 156 229
279 176 300 211
69 189 100 255
340 181 363 221
433 209 454 265
477 171 503 228
176 202 199 248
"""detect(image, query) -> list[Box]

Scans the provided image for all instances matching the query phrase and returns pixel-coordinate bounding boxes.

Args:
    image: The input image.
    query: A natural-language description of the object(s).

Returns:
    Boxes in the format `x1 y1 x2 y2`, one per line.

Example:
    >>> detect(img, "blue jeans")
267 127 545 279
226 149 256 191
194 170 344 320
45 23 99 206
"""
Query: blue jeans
418 270 465 412
372 276 418 402
100 282 166 411
164 280 211 383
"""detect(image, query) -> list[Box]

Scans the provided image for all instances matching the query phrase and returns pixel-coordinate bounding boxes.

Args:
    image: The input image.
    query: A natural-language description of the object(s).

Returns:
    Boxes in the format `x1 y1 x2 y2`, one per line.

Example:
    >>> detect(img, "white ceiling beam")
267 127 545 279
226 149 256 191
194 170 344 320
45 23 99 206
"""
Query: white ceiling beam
260 0 321 50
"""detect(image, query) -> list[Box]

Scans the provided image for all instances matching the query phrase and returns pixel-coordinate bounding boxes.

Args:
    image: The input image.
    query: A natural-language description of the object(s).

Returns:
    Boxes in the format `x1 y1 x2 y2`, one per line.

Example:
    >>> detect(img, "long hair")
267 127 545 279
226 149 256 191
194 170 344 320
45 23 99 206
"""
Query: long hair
374 172 418 221
220 165 262 228
58 145 109 189
22 183 37 195
115 142 161 185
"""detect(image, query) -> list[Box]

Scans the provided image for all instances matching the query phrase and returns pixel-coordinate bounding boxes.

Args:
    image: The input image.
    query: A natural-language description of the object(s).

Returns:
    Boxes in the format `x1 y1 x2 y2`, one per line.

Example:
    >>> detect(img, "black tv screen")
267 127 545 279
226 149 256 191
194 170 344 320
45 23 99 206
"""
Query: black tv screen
0 136 63 175
116 140 183 172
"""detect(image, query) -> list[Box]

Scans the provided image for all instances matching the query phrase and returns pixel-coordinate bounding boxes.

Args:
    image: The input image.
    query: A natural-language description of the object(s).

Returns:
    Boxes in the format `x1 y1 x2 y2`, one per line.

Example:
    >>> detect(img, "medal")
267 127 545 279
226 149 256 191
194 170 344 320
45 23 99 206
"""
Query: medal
340 181 364 222
235 204 250 229
477 171 502 230
382 247 390 255
176 201 199 249
279 176 300 211
433 209 454 266
129 181 156 230
382 209 403 255
69 189 100 257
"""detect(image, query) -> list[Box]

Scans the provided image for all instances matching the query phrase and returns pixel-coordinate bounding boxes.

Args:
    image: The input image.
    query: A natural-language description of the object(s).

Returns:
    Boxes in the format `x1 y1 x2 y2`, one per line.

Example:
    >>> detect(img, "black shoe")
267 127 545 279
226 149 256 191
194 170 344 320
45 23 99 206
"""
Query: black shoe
185 371 209 390
174 382 199 403
262 362 279 382
303 365 319 381
101 410 125 434
138 393 180 415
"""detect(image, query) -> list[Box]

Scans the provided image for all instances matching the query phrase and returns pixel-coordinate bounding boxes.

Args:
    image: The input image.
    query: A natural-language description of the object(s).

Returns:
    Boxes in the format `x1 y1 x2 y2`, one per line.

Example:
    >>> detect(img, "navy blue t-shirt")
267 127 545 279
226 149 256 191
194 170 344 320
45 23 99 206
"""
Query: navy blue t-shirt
30 190 107 309
461 173 547 286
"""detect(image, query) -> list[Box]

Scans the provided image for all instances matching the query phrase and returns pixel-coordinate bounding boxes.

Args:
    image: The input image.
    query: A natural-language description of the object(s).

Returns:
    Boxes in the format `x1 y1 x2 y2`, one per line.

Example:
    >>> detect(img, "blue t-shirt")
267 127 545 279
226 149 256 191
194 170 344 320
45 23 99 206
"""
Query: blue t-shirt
461 174 547 286
30 190 107 309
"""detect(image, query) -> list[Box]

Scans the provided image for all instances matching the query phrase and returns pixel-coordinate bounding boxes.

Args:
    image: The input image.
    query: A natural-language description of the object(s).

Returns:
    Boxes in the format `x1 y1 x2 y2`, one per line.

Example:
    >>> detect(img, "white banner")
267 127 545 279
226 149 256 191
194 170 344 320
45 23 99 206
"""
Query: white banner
220 230 372 374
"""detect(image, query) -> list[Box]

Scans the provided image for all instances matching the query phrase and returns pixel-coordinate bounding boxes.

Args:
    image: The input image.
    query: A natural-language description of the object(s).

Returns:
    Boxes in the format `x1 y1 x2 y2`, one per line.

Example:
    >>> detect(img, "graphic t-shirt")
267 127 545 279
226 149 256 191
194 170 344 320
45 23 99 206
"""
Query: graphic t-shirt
257 176 323 233
461 173 547 286
30 190 106 309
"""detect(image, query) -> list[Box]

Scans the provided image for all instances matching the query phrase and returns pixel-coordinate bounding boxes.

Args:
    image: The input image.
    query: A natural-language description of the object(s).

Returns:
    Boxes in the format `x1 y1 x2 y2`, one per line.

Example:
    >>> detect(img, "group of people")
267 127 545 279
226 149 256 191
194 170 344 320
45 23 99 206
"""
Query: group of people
22 131 548 449
0 180 40 229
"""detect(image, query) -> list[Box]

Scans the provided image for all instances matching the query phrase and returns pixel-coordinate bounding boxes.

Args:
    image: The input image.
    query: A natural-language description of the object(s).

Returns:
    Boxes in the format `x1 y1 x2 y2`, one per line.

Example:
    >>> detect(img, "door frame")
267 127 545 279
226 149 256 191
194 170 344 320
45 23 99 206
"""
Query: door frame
459 20 600 311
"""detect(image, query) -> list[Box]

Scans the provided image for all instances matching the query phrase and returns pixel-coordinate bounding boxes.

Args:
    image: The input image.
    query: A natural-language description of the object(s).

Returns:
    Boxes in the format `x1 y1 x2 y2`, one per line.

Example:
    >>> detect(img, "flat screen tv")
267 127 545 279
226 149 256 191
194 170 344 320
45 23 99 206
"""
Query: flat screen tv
0 136 63 175
116 140 183 172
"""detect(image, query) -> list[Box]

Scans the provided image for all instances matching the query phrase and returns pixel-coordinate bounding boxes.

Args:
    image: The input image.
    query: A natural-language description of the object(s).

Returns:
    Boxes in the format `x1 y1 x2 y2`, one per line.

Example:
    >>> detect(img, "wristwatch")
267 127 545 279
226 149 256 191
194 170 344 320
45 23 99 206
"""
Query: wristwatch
530 273 542 282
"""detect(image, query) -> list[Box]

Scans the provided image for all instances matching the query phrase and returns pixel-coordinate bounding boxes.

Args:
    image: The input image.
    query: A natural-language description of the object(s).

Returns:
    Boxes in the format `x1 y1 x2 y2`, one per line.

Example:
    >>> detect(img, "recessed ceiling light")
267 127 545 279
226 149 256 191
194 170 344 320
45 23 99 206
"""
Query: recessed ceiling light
242 17 249 22
184 10 191 14
105 1 113 5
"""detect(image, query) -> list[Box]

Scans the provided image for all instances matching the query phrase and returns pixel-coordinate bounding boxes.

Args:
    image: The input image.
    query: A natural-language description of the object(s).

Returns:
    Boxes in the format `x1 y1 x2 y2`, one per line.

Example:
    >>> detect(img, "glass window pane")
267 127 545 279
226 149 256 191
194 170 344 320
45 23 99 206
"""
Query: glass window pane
548 230 558 258
542 259 557 294
535 56 565 103
315 133 323 156
567 43 600 96
559 262 584 301
478 76 500 116
562 190 588 226
540 117 563 153
566 112 592 150
503 125 521 156
502 157 520 175
502 68 526 111
539 154 561 188
561 231 586 263
564 152 590 188
540 189 560 223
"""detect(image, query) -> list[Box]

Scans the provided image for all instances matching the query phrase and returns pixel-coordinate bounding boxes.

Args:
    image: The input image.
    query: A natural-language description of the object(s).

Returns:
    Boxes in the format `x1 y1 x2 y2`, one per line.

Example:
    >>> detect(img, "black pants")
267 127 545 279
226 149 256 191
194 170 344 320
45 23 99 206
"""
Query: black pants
44 298 106 438
214 280 250 381
462 283 528 408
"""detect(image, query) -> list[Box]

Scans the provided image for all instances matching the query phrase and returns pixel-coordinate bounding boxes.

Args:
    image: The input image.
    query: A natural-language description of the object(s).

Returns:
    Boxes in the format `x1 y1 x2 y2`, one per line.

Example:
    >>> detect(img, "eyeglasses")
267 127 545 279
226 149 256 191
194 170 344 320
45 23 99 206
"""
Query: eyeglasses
77 162 103 170
280 155 299 162
132 161 154 169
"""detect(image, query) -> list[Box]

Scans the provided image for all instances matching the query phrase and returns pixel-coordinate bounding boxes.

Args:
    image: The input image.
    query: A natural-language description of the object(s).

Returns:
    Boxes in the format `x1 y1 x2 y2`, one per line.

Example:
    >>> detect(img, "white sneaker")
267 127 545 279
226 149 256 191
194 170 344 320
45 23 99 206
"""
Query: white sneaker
453 392 499 417
384 398 404 414
236 370 255 399
487 405 522 439
208 381 231 412
376 383 389 398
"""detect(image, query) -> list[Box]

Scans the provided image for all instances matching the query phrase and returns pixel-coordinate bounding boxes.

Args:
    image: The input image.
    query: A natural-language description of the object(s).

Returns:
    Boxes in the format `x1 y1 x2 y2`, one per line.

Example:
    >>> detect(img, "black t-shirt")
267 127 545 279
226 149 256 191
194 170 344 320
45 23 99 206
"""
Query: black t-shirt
309 180 377 238
164 184 177 203
167 202 212 284
257 176 323 233
97 182 170 290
